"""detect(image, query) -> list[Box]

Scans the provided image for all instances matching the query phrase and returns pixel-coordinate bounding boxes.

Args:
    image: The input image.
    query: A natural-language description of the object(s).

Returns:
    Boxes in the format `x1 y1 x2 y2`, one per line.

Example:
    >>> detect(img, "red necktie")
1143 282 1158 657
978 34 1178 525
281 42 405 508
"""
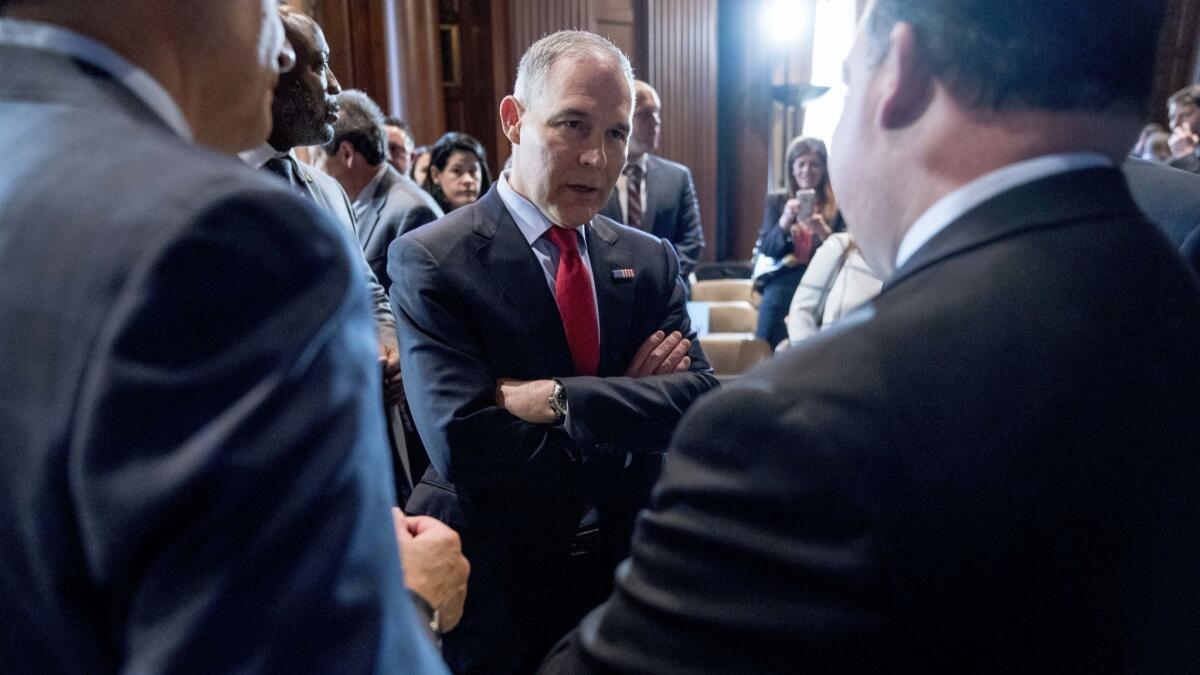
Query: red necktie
545 226 600 376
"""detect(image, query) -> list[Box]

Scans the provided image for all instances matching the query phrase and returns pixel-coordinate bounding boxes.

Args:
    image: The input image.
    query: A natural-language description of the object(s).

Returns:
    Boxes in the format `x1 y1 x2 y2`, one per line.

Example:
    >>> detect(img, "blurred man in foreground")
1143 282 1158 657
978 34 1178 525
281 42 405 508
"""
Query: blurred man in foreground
0 0 459 671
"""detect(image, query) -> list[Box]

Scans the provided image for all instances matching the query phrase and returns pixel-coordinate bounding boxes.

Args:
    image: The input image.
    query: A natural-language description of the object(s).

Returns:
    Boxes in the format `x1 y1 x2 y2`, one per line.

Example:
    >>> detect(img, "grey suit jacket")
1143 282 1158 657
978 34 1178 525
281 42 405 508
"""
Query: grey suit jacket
601 154 704 277
275 153 399 346
356 165 442 293
0 40 445 674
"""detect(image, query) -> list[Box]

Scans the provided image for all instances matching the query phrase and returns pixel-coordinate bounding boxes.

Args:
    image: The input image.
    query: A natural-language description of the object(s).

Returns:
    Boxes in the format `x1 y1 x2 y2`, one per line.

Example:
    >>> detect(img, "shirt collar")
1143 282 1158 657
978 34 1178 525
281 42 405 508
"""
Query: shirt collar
497 170 588 248
627 153 649 173
238 143 291 169
895 152 1114 271
354 164 390 206
0 18 192 141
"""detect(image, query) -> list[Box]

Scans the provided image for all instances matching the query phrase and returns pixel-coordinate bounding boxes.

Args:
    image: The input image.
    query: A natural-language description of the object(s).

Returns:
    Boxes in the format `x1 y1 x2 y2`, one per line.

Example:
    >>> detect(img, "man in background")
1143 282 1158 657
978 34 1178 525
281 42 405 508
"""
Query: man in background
317 89 443 294
601 80 704 284
386 116 416 175
0 0 460 672
544 0 1200 671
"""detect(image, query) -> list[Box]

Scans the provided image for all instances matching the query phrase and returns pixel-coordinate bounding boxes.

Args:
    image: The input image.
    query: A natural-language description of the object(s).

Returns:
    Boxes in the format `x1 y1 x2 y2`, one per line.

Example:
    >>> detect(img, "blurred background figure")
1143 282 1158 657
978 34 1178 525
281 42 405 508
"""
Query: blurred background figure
384 116 415 176
411 144 433 186
1132 123 1172 162
421 131 492 213
1167 84 1200 172
782 232 881 347
751 136 844 347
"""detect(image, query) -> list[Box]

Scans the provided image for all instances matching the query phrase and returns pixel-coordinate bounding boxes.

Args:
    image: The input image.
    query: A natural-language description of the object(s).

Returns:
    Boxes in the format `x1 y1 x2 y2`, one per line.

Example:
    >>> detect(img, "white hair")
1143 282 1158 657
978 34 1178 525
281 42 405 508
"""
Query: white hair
513 30 635 113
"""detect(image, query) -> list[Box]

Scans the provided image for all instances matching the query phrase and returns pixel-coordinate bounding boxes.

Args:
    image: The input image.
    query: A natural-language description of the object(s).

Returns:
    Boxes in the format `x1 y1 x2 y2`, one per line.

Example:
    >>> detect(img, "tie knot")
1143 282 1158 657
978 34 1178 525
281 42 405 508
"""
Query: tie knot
623 163 642 179
545 226 581 253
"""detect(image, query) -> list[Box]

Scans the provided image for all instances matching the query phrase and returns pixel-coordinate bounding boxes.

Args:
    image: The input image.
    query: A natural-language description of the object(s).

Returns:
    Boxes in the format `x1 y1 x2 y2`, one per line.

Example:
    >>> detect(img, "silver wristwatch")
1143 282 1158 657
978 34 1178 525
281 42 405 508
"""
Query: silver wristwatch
548 379 568 425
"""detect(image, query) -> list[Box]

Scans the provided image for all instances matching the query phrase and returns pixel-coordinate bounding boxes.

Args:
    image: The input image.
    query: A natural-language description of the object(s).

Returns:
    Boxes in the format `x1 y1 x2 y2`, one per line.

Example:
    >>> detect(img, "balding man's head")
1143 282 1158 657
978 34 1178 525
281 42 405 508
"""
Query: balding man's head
2 0 292 153
268 7 342 151
630 80 662 158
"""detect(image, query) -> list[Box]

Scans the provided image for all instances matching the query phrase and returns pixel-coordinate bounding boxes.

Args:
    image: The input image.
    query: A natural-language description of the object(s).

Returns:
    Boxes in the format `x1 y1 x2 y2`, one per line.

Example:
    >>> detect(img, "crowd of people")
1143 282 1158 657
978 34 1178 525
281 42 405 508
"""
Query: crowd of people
2 0 1199 673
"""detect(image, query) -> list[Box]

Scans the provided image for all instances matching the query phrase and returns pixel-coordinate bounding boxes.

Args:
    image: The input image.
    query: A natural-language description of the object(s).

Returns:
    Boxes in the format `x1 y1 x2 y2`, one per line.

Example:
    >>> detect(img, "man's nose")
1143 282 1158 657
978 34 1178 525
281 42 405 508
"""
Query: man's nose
327 69 341 95
580 144 606 168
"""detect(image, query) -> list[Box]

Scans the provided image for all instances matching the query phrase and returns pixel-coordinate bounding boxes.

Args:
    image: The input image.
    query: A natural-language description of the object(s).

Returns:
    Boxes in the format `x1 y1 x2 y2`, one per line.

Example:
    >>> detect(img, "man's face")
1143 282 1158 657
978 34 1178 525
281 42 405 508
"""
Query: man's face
629 87 661 157
386 125 412 174
181 0 290 153
270 14 341 150
1170 100 1200 136
507 56 632 227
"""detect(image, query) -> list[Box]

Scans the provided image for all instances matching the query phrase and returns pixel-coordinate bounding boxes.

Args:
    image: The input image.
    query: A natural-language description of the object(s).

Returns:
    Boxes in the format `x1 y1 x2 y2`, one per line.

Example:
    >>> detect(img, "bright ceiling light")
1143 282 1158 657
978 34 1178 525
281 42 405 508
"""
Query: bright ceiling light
761 0 811 48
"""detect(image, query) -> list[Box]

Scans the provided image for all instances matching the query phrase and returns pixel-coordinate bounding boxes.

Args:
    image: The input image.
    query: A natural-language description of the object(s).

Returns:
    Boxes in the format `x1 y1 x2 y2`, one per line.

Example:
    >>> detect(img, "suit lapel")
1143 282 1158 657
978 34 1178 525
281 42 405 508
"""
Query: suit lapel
359 168 395 248
586 217 635 376
472 189 576 373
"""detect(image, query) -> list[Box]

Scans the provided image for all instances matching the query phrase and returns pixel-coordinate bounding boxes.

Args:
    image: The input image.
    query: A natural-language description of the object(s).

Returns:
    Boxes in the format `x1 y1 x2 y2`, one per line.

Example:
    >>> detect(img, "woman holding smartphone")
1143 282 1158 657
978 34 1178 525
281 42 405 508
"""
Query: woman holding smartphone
751 136 845 347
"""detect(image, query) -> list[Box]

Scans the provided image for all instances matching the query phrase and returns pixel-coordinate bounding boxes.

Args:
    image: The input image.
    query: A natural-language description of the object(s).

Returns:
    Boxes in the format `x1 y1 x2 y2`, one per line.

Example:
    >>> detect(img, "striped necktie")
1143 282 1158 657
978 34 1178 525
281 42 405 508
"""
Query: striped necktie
624 163 643 229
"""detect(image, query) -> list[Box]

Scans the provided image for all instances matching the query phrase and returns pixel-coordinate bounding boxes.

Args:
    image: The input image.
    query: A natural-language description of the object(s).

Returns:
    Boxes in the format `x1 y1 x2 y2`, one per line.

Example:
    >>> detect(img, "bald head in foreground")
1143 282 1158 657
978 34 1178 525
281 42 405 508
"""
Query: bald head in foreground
543 0 1200 672
0 1 453 671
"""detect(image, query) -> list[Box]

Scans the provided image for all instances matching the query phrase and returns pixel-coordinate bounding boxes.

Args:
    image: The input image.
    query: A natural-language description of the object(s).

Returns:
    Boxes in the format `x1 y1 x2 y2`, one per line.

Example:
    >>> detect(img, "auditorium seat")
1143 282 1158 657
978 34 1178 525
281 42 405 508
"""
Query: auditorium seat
697 334 772 377
705 301 758 333
691 278 757 305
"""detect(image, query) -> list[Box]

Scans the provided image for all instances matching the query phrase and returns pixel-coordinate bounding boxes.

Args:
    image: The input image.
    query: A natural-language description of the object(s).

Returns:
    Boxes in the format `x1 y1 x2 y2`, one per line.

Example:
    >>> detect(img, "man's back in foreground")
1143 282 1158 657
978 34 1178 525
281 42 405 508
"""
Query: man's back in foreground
0 2 446 672
542 0 1200 671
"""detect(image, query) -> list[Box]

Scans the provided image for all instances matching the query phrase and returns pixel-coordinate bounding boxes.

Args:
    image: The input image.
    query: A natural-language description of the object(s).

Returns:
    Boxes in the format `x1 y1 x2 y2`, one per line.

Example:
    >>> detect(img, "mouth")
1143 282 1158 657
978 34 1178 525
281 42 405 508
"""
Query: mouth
324 102 340 122
566 183 600 197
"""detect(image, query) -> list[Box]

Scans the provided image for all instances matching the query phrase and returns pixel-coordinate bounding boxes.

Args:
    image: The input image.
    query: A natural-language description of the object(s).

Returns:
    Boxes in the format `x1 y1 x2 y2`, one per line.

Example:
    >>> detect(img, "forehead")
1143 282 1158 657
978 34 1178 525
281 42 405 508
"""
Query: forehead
386 126 408 141
538 55 631 115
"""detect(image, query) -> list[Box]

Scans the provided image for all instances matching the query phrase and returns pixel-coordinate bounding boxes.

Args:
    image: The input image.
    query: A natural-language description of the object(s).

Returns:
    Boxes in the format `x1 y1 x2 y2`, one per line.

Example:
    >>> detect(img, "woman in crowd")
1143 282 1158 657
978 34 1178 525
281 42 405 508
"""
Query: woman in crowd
751 136 844 347
421 132 492 213
410 144 432 186
782 233 882 348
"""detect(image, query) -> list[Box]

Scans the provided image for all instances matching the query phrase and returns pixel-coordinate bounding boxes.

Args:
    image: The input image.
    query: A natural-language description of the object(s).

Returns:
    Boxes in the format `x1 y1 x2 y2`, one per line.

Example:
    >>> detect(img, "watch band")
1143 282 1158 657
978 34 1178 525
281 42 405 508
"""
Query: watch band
548 379 567 425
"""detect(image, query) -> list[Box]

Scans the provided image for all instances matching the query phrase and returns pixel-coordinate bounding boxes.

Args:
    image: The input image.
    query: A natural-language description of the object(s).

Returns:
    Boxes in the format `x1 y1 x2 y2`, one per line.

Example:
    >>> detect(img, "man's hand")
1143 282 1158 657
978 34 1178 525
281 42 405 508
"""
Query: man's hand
496 378 557 424
624 330 691 377
379 341 405 405
1169 122 1198 159
392 508 469 633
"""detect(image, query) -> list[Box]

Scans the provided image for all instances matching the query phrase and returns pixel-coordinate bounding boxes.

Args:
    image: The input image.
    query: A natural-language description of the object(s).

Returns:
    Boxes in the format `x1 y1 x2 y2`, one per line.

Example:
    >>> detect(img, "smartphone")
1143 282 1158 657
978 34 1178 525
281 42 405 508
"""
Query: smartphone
795 188 817 221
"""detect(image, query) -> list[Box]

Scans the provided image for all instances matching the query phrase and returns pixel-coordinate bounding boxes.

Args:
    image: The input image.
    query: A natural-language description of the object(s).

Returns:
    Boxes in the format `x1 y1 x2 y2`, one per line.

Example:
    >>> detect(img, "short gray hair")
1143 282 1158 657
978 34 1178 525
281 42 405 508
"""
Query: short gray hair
513 30 634 113
324 89 387 166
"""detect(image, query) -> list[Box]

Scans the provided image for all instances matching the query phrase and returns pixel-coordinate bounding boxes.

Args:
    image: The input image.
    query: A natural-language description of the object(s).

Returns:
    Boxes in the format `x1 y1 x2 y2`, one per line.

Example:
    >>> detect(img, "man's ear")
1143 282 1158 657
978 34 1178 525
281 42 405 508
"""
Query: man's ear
338 140 355 167
499 95 523 145
877 22 933 130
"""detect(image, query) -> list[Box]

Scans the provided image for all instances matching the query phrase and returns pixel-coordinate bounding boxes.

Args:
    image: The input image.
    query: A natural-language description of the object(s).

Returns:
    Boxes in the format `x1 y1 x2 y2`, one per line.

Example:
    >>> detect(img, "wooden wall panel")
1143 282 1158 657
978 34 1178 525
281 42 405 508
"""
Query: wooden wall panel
645 0 720 263
507 0 594 89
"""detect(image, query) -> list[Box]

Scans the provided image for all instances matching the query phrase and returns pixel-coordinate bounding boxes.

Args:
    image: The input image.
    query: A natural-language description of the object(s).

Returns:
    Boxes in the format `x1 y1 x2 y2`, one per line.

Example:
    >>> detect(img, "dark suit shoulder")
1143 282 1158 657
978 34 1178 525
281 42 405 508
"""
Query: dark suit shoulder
647 154 692 177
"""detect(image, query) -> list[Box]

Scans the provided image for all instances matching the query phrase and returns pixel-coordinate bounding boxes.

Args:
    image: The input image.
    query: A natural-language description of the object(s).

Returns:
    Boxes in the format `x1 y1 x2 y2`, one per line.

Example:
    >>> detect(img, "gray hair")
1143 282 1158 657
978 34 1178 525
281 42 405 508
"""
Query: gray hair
324 89 387 166
513 30 634 113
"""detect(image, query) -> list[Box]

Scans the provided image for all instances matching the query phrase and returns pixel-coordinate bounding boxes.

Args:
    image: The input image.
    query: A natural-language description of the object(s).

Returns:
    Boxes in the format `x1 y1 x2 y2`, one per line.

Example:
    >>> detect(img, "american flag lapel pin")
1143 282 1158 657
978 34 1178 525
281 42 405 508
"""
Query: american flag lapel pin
611 267 635 281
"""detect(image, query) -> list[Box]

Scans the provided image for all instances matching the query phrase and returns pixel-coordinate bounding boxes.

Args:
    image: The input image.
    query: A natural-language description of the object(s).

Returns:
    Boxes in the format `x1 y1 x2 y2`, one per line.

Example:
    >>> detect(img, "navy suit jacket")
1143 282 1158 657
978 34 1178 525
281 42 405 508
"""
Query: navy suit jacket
389 186 717 670
601 154 705 277
543 168 1200 673
0 41 445 674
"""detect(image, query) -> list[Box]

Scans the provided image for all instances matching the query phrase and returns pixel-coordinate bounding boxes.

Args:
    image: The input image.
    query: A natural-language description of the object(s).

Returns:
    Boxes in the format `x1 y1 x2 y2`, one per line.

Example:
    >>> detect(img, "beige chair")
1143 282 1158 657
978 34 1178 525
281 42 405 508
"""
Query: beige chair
698 334 772 376
705 301 758 334
691 279 756 305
